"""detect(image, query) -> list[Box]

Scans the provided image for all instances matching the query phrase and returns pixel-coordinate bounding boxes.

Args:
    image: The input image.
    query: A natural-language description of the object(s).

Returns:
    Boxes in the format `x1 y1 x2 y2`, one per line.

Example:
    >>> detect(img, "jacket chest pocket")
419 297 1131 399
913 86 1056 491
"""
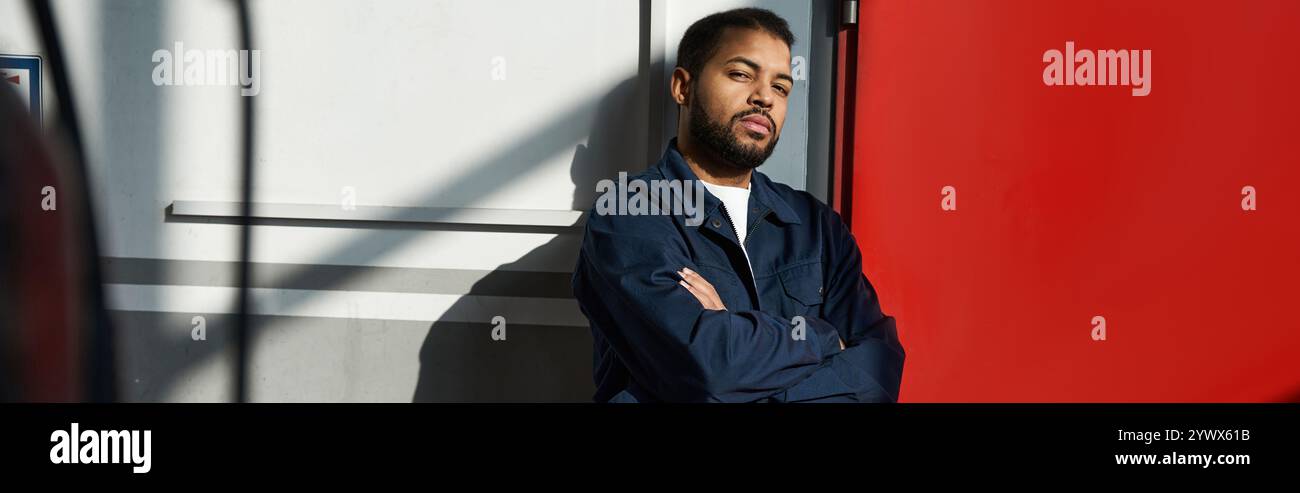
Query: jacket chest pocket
777 261 824 317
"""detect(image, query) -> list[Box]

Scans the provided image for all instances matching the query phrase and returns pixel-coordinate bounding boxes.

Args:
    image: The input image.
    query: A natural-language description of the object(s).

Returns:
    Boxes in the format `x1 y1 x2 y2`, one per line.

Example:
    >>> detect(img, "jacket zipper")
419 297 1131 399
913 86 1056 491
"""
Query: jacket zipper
743 210 768 248
736 209 769 304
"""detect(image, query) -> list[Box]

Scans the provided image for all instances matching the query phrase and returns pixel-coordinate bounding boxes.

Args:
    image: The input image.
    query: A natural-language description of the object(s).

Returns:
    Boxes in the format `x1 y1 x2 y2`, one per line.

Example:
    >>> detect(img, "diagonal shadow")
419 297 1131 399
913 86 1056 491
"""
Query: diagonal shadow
129 73 650 401
119 0 664 401
412 76 643 402
97 0 166 402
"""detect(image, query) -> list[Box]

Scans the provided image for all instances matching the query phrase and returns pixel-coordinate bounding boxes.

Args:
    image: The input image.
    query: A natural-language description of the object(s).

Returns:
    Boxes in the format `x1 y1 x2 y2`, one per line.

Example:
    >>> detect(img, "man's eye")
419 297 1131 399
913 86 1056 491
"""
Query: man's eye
774 85 789 95
730 72 751 80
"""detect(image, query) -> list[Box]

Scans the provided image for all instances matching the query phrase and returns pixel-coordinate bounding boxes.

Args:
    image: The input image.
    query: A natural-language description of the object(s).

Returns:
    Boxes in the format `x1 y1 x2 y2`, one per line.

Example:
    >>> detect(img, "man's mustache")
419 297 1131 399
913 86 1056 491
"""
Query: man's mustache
731 108 775 132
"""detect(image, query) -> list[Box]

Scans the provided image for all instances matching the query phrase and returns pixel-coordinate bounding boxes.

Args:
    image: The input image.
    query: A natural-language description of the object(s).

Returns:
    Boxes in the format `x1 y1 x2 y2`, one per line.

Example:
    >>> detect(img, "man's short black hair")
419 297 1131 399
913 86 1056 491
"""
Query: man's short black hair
676 8 795 80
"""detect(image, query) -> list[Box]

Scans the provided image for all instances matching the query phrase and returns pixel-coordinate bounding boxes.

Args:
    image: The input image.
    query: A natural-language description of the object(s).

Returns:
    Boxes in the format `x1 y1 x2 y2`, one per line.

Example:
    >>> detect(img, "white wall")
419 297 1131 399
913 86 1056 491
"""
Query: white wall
0 0 826 402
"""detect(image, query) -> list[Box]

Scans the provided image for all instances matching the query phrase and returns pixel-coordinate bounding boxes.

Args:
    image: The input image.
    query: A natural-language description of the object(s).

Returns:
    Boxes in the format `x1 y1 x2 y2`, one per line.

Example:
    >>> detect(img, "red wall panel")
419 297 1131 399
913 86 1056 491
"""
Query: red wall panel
849 0 1300 401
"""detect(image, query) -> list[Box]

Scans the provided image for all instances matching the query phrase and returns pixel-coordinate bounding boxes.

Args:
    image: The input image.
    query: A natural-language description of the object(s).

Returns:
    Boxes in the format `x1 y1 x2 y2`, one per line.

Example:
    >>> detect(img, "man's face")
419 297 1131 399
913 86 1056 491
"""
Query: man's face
684 28 792 170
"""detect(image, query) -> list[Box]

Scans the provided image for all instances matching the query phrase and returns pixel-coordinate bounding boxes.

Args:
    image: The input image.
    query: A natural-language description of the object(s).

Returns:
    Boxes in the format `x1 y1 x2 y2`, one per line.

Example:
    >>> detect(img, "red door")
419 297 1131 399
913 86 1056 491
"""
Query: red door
840 0 1300 402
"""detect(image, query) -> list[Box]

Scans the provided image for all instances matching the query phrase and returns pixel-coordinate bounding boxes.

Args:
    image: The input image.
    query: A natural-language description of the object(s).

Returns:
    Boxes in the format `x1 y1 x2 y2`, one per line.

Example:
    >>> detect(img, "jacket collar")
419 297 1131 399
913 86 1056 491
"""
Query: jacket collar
655 138 802 226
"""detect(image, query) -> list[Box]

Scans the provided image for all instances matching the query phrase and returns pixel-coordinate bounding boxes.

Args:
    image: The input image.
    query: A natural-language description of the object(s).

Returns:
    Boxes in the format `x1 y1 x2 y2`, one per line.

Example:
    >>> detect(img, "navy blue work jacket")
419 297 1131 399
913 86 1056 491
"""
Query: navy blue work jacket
573 138 905 403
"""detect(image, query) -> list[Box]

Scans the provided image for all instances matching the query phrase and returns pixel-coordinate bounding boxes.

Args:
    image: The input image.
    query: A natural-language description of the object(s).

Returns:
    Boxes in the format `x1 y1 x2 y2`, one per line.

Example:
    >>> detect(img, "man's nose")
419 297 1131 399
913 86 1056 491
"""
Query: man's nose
748 86 775 109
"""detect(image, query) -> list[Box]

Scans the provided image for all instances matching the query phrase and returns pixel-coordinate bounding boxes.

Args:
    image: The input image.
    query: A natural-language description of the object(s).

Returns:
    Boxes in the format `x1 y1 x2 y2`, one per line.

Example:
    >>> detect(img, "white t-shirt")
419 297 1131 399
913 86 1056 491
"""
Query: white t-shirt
701 180 755 275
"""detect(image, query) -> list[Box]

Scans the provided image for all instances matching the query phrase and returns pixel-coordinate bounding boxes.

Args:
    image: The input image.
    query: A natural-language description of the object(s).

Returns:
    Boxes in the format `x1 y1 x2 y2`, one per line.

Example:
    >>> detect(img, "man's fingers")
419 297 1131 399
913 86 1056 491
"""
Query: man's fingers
679 267 700 282
679 279 723 310
678 268 725 310
679 279 700 295
680 268 713 288
679 279 708 302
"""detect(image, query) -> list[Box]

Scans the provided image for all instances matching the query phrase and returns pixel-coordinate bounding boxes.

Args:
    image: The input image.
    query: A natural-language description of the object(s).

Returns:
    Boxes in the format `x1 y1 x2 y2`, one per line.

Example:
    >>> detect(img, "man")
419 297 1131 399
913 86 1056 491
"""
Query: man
572 8 904 402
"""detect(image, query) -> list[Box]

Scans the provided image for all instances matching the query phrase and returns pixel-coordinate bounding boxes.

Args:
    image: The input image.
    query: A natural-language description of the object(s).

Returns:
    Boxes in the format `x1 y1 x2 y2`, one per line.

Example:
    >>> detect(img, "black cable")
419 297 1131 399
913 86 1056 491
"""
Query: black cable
28 0 117 402
233 0 256 403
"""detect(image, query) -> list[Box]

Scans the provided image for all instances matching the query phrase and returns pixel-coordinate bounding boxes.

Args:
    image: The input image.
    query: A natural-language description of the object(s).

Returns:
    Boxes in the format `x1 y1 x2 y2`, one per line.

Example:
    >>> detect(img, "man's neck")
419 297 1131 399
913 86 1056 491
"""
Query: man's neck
677 135 752 189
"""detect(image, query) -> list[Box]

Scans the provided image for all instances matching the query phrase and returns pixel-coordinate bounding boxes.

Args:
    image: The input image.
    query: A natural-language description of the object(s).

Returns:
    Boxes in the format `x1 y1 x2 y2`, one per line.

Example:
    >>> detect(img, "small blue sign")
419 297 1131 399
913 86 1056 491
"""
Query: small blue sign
0 54 42 125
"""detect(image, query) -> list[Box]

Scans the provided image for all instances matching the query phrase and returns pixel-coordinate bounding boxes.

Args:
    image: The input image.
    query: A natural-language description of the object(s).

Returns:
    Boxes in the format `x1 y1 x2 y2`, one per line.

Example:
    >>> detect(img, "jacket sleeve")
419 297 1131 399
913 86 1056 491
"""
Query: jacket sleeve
772 208 906 403
574 212 844 403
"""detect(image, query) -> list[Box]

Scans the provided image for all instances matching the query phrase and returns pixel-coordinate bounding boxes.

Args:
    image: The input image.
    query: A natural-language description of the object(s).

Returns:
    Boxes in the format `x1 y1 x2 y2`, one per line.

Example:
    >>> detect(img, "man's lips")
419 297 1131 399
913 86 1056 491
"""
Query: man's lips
738 114 772 136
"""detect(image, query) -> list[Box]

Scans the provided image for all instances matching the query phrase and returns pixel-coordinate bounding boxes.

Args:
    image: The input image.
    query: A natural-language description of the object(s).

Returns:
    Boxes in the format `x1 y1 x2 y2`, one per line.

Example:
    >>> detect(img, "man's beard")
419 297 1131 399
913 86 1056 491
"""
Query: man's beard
688 99 779 170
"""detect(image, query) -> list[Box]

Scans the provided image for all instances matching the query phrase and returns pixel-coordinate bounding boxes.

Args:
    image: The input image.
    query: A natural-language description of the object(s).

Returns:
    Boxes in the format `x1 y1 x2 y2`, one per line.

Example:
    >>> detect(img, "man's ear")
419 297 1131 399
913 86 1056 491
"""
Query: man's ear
670 67 692 106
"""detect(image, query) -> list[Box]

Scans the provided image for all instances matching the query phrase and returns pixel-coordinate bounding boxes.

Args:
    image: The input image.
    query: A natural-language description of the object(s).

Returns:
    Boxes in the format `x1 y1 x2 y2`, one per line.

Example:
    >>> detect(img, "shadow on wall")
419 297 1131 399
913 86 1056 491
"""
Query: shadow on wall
100 0 166 402
1282 386 1300 403
412 77 643 402
105 1 668 402
131 72 647 402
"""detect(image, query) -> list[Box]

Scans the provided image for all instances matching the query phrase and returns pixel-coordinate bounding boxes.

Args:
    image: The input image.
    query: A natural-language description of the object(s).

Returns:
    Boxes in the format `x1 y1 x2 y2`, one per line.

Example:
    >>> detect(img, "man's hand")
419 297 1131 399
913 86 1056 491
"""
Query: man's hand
678 268 726 311
679 267 845 350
